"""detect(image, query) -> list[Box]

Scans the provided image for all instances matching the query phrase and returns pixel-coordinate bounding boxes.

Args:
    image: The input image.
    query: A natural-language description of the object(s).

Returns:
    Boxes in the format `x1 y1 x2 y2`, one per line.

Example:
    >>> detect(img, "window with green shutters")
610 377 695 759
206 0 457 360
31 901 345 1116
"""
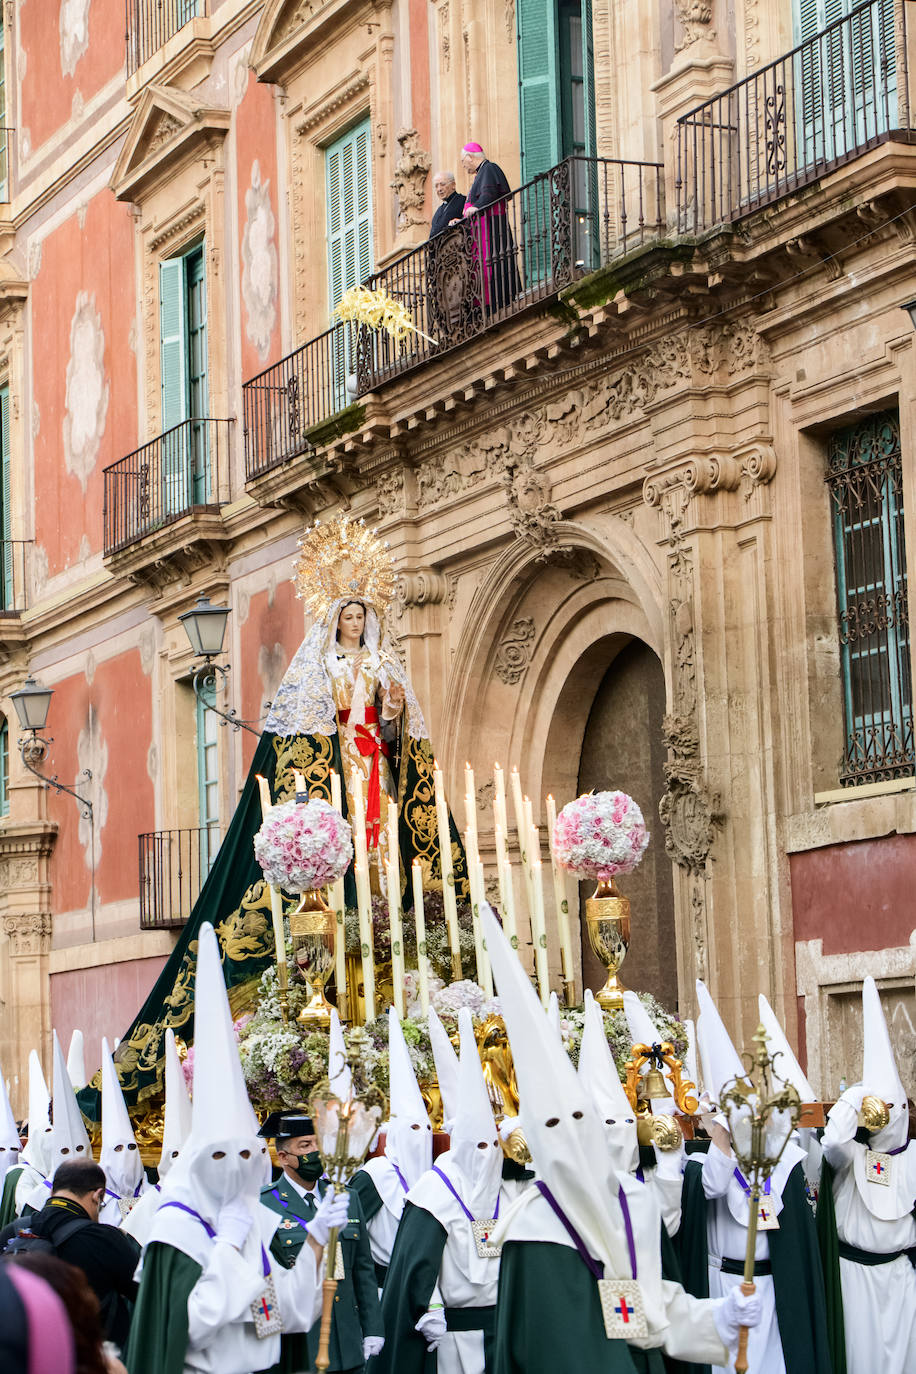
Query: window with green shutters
159 242 209 516
196 686 220 875
0 718 8 818
827 410 913 785
517 0 595 185
0 383 10 610
326 120 372 404
796 0 896 165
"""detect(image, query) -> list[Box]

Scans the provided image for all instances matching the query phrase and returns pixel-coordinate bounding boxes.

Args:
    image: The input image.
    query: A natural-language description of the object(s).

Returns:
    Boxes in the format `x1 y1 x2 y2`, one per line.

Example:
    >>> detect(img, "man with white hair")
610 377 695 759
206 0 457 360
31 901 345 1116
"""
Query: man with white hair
430 171 465 236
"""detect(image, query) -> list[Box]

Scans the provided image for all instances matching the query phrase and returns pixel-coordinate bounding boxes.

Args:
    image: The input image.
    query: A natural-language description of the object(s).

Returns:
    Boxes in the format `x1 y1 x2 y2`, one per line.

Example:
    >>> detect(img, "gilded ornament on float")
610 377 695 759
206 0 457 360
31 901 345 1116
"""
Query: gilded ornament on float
585 877 631 1012
294 514 397 623
624 1038 698 1149
289 888 338 1027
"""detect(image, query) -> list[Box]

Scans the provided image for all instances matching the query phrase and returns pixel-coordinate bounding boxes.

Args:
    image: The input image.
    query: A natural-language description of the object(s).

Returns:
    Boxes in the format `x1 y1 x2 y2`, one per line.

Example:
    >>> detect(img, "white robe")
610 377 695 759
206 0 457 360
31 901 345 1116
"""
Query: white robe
121 1183 163 1252
823 1100 916 1374
406 1170 508 1374
144 1196 324 1374
499 1176 729 1366
700 1141 801 1374
98 1177 151 1228
356 1155 408 1270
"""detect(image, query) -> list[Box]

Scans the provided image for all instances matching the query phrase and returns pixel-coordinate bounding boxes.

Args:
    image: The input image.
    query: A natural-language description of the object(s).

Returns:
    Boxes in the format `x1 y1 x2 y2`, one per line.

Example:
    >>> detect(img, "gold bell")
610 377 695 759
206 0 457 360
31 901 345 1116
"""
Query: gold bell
643 1066 670 1100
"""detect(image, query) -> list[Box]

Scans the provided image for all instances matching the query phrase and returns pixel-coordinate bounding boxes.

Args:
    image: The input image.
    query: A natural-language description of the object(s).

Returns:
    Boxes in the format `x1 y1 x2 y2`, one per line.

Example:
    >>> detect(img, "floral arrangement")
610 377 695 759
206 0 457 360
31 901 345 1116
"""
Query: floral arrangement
553 790 650 882
335 284 436 346
253 798 353 892
343 893 478 979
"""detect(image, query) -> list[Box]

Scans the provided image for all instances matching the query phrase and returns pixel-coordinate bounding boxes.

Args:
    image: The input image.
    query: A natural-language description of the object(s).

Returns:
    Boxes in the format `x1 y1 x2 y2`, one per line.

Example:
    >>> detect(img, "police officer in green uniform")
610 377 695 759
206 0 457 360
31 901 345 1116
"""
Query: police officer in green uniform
259 1112 384 1374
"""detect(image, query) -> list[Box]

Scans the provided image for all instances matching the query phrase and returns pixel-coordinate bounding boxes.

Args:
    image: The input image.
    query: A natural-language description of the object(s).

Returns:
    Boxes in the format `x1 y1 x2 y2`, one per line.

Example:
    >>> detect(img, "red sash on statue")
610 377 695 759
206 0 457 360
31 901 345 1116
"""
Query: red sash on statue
339 707 390 849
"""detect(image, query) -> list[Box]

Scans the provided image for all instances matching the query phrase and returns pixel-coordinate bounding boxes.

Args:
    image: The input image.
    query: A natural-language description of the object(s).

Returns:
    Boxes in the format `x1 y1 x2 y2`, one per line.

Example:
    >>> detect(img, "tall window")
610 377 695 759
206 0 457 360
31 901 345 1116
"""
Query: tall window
0 718 8 818
796 0 896 166
0 383 10 610
159 242 209 513
517 0 595 184
827 409 913 786
326 120 372 402
196 687 220 874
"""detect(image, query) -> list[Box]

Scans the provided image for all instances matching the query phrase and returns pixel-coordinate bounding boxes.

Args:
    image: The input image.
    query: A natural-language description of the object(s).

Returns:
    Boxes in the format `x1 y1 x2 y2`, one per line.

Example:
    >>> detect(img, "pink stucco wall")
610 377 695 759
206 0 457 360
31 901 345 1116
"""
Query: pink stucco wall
50 956 169 1082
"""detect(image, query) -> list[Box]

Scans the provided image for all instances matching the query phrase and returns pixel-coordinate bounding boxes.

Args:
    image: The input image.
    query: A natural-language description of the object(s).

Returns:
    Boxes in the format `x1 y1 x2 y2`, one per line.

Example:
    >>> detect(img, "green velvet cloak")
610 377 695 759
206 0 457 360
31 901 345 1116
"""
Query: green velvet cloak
0 1166 24 1228
815 1159 847 1374
367 1200 448 1374
675 1158 835 1374
494 1239 665 1374
124 1240 202 1374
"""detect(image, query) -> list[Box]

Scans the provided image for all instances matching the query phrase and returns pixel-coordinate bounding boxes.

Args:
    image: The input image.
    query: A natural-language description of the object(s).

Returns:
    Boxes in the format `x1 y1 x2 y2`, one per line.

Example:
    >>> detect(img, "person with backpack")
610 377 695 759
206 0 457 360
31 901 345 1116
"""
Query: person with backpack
0 1158 140 1351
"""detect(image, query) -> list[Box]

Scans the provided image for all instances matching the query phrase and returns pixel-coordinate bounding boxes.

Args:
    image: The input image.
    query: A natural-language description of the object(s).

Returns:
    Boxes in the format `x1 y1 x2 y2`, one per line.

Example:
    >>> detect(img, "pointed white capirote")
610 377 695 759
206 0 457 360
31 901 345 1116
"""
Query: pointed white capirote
427 1005 460 1133
66 1030 87 1091
695 980 746 1105
757 994 815 1101
159 1028 191 1177
385 1006 433 1187
577 989 638 1173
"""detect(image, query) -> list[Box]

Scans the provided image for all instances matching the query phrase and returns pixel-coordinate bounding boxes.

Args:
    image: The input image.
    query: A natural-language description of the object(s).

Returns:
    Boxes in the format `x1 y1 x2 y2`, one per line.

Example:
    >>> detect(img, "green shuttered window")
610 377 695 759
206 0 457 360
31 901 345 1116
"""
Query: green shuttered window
827 410 913 786
517 0 595 184
796 0 896 162
196 686 220 874
0 718 8 818
159 243 209 513
326 120 373 313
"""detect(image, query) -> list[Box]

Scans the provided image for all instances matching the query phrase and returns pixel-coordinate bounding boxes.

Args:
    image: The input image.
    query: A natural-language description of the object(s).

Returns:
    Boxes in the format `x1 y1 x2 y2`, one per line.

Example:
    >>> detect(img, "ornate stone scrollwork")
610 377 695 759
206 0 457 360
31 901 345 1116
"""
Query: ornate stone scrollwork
493 617 536 685
393 568 449 618
2 912 52 956
391 128 432 233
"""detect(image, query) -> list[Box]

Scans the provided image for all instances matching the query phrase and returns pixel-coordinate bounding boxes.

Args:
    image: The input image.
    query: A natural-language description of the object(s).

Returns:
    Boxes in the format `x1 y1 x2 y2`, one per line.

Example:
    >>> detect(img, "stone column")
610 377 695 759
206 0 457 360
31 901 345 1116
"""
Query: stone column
0 819 58 1116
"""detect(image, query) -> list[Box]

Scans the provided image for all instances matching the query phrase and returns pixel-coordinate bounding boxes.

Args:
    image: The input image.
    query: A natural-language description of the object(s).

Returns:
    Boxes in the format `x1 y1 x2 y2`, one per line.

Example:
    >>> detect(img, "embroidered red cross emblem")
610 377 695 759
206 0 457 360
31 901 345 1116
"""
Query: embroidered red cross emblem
260 1296 273 1320
873 1161 883 1175
759 1208 770 1222
614 1297 630 1323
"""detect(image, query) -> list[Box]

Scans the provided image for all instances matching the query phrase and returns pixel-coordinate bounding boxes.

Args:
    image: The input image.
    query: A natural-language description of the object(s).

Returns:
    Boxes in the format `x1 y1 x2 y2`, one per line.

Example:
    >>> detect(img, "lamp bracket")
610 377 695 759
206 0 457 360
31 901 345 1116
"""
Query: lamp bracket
17 734 93 820
191 660 264 737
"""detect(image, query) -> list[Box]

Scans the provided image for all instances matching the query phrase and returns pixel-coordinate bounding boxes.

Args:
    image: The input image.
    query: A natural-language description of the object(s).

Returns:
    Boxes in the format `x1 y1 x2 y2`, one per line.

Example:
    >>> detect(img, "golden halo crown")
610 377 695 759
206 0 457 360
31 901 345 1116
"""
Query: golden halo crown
294 515 397 623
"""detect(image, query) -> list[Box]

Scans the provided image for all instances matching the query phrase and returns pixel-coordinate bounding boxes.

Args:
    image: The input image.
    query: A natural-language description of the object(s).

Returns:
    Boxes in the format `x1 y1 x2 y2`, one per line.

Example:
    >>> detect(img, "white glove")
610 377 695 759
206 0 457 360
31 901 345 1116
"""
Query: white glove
306 1188 350 1246
498 1115 521 1142
713 1286 763 1350
363 1335 385 1359
415 1308 448 1350
215 1199 253 1251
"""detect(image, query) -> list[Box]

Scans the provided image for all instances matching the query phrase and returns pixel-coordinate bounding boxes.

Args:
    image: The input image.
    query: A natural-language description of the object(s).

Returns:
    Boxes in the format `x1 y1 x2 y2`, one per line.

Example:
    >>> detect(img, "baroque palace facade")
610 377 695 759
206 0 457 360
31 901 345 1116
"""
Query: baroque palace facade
0 0 913 1112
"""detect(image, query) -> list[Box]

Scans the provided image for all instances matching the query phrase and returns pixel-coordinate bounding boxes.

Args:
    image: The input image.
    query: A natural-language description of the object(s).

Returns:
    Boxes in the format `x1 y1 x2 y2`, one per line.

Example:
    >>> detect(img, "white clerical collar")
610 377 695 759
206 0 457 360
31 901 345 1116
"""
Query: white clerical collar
284 1170 319 1202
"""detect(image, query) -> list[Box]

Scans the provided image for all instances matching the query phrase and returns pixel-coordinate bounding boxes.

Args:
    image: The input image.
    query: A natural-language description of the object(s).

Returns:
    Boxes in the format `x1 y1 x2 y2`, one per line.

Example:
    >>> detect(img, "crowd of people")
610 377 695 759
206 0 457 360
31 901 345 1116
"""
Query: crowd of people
0 905 913 1374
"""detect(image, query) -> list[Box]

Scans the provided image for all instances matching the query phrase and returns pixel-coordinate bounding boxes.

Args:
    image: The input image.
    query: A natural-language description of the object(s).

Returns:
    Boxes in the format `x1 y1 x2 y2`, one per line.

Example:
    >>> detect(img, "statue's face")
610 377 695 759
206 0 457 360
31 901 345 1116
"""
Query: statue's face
337 602 366 644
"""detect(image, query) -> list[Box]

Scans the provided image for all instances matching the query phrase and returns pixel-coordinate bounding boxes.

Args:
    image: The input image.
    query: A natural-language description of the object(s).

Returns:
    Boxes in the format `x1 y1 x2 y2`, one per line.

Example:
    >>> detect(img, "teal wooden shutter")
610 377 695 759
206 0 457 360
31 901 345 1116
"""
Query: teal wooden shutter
326 120 373 402
0 385 10 609
0 719 8 817
160 256 190 515
517 0 561 183
580 0 596 162
196 687 220 875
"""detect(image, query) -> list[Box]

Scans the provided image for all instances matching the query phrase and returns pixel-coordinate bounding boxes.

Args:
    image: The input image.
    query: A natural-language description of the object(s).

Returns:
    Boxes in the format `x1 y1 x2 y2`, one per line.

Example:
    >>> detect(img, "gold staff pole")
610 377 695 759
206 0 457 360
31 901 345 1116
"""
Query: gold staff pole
719 1025 801 1374
310 1027 386 1374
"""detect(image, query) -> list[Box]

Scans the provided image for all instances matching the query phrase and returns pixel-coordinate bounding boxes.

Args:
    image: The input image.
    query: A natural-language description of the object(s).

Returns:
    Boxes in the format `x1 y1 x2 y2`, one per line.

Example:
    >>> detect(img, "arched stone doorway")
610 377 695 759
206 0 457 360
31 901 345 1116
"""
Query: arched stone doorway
576 638 676 1011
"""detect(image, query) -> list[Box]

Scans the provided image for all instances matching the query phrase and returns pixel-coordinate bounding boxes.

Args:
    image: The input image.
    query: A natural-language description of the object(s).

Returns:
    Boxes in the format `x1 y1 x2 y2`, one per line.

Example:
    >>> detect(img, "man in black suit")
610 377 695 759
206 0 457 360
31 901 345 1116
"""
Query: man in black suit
430 170 466 236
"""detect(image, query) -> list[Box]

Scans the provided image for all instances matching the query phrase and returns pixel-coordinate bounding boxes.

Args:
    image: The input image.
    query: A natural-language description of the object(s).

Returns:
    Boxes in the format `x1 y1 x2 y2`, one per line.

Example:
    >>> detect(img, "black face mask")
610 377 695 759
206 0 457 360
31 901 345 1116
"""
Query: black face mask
296 1151 324 1182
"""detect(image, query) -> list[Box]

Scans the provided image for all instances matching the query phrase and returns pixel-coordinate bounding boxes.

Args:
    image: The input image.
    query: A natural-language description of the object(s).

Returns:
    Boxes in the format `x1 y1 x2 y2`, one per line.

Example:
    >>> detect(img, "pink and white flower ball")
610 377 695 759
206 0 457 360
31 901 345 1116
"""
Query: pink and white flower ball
552 790 649 882
254 797 354 892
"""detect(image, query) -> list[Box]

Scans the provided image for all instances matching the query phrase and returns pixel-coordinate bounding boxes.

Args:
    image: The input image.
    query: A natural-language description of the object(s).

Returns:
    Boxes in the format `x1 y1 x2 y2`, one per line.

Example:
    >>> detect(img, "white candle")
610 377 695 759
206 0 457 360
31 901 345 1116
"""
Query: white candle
387 860 405 1019
476 858 494 997
510 768 526 865
464 763 477 853
493 763 508 838
350 768 369 868
329 770 347 1018
501 858 518 949
256 774 272 817
355 859 375 1022
293 770 307 797
387 797 400 886
412 860 430 1014
530 859 550 1009
547 794 575 1000
433 760 462 981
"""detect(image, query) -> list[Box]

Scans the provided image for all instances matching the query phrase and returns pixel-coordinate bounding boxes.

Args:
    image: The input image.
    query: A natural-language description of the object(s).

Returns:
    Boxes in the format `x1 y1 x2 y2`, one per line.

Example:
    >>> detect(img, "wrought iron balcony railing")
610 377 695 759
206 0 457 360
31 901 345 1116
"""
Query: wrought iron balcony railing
356 156 664 390
103 417 230 556
126 0 203 74
243 323 357 481
139 825 221 930
0 540 31 614
242 155 664 480
677 0 916 234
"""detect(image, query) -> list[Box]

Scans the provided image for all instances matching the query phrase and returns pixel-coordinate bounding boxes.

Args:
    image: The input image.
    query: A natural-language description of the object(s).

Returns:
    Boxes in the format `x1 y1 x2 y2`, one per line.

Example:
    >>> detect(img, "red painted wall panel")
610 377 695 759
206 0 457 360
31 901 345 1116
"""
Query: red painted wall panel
236 72 282 382
789 833 916 956
47 649 153 913
20 0 125 153
50 955 170 1082
32 193 137 576
238 580 302 772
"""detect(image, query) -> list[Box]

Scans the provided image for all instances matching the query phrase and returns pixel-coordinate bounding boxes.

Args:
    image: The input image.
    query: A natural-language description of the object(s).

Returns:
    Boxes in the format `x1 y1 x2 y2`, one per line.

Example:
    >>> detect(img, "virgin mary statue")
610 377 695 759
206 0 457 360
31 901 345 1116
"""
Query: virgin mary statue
98 517 468 1114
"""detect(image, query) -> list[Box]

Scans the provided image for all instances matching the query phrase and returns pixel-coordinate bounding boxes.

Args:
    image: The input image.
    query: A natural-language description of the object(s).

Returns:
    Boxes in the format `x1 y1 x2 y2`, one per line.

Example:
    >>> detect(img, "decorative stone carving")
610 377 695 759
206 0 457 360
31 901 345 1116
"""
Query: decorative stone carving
674 0 715 51
393 568 448 618
504 0 515 40
643 443 777 530
2 912 51 956
147 113 182 156
63 292 109 495
438 2 450 68
477 780 495 810
391 128 432 233
494 617 536 685
377 465 408 517
241 160 279 363
504 465 560 551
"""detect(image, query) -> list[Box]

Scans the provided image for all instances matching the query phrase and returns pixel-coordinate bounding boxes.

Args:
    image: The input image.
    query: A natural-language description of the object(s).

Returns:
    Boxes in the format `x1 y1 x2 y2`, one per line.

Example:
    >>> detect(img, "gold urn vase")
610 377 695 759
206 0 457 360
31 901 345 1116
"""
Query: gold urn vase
585 878 631 1012
290 889 337 1027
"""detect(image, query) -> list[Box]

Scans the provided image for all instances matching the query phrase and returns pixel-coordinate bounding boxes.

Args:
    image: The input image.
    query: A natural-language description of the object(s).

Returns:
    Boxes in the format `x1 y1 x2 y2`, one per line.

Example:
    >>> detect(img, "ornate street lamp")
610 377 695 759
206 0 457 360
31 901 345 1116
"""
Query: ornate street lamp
177 595 263 736
719 1025 801 1373
9 675 93 820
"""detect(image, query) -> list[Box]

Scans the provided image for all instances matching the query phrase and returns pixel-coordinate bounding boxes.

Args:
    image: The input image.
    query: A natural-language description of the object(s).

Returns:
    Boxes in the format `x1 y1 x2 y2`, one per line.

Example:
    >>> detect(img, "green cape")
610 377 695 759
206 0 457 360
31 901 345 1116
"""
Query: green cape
675 1157 835 1374
368 1199 447 1374
124 1240 202 1374
0 1166 24 1229
815 1158 847 1374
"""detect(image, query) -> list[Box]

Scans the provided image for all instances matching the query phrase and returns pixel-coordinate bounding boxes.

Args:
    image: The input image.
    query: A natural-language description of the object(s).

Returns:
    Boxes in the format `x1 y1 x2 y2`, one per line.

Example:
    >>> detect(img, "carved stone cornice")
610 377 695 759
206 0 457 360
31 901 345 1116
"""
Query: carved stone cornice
643 442 777 538
111 84 231 203
392 568 448 618
0 821 58 955
252 0 391 85
2 912 52 956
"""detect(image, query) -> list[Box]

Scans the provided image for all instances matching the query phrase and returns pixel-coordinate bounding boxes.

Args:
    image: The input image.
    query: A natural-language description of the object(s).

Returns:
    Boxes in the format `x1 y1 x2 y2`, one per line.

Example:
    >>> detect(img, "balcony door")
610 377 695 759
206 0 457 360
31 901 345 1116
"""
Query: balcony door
159 242 209 517
797 0 897 170
326 120 372 409
196 685 221 876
